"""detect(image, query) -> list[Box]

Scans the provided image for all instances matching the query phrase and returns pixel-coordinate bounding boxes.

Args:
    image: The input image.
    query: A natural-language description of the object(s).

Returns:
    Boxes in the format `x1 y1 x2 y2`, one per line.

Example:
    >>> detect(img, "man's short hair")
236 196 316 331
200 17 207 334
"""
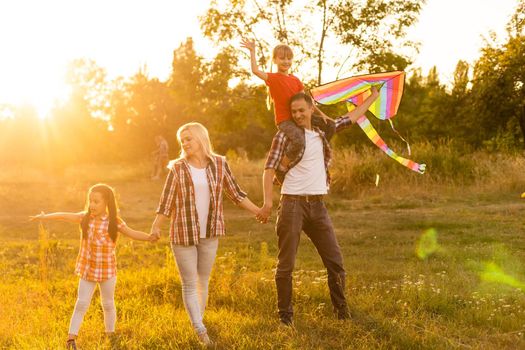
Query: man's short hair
289 92 314 107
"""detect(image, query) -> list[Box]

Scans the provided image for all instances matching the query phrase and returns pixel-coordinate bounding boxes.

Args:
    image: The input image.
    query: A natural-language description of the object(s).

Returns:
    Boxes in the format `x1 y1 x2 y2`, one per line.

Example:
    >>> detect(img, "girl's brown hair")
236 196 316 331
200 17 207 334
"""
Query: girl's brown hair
80 184 119 242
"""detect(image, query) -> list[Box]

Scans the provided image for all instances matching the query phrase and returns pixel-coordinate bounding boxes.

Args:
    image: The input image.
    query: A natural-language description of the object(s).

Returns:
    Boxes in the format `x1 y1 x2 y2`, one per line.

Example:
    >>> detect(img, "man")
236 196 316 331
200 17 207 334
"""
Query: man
258 89 378 326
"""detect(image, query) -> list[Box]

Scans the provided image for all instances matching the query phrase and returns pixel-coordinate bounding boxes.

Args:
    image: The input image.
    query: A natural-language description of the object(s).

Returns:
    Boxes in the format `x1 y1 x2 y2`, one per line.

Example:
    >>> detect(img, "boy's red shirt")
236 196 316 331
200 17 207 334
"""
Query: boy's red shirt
265 72 304 125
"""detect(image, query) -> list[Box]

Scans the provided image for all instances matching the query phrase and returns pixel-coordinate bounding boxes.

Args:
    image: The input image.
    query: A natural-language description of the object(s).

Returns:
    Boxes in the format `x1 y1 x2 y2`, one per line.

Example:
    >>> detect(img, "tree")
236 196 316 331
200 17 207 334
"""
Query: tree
108 68 177 159
506 0 524 37
332 0 423 74
468 0 525 150
50 59 111 164
201 0 424 84
0 104 43 165
168 38 206 125
200 47 275 157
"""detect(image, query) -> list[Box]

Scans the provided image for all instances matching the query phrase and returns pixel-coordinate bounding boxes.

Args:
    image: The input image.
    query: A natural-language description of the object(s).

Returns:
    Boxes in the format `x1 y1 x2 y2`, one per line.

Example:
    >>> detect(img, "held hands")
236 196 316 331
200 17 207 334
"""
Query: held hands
255 204 272 224
147 233 160 242
240 38 256 52
150 225 161 241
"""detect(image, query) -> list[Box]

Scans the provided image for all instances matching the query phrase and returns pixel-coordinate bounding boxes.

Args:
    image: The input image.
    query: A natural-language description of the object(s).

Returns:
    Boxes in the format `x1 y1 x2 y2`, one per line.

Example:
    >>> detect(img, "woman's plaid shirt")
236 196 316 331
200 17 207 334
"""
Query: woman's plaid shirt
75 215 125 282
264 115 353 186
156 155 247 246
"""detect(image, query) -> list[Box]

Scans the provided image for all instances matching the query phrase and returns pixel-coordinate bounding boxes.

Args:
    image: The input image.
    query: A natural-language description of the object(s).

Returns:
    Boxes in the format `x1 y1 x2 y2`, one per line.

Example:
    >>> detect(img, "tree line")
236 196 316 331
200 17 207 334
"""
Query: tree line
0 0 523 168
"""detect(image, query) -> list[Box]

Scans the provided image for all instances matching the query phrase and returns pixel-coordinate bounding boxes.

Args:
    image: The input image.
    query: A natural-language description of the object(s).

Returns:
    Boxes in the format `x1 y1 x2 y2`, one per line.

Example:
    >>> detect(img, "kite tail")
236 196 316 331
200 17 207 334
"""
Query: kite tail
356 116 426 174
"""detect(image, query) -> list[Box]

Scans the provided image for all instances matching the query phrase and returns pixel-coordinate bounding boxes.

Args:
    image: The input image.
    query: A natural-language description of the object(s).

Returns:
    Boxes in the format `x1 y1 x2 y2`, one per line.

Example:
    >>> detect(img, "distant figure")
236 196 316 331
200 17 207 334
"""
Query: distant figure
151 135 169 180
30 184 158 349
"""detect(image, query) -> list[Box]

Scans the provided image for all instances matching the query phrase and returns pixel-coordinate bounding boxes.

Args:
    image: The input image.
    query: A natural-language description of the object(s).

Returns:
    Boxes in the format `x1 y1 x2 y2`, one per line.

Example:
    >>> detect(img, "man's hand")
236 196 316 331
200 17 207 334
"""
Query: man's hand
370 85 380 98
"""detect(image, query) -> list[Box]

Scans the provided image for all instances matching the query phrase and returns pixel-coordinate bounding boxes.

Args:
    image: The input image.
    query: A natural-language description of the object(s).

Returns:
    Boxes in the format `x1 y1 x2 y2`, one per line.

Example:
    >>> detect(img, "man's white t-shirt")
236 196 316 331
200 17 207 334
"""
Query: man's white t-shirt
281 129 328 195
189 164 210 238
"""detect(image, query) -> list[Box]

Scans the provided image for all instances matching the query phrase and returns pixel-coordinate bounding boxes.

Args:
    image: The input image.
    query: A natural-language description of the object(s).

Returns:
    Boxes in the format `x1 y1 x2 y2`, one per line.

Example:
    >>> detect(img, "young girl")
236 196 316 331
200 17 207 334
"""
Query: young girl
30 184 157 350
150 122 261 346
240 38 336 177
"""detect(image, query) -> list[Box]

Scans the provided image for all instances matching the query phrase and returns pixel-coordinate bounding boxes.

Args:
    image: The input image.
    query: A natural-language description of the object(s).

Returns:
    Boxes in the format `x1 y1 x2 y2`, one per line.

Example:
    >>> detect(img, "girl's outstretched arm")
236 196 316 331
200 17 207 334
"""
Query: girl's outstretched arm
119 224 158 242
345 86 380 123
240 38 268 81
29 211 83 223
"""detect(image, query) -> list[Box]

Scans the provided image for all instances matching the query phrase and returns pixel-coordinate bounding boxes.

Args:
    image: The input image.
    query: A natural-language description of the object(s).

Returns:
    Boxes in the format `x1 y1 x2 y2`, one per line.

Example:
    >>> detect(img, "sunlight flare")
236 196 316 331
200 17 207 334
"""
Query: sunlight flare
416 228 440 259
480 262 525 291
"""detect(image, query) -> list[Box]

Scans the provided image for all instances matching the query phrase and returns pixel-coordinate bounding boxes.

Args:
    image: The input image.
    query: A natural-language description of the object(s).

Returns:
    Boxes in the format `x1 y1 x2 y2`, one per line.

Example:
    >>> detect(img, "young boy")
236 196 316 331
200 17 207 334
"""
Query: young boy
241 39 336 179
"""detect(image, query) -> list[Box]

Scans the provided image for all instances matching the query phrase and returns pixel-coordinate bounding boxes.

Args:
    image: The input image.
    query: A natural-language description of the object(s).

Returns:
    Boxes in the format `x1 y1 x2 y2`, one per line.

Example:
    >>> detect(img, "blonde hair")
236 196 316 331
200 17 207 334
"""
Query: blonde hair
272 44 293 60
176 122 216 160
267 44 295 110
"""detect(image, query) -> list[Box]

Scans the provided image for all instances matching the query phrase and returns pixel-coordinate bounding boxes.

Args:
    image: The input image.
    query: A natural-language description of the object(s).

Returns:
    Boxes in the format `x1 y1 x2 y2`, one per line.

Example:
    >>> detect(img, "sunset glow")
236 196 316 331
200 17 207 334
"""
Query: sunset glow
0 0 519 117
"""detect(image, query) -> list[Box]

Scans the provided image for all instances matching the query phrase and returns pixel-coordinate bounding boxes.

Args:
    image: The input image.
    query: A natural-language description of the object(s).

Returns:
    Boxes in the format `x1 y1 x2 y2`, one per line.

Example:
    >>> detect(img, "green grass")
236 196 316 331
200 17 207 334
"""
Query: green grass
1 156 525 349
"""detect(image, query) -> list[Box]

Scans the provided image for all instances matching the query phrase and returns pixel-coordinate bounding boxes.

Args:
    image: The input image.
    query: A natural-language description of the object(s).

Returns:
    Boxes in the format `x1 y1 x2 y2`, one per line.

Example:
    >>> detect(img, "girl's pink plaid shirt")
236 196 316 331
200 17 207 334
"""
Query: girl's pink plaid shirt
75 215 125 282
156 155 247 246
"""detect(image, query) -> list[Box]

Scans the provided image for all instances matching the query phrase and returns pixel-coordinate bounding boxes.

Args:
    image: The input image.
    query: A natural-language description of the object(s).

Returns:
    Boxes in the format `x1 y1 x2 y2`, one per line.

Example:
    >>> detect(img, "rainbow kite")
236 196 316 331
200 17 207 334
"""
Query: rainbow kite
311 71 426 174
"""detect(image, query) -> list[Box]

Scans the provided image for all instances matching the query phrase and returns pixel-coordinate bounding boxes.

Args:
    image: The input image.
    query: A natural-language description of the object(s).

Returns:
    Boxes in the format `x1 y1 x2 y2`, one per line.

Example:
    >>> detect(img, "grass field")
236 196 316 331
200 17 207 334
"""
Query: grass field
1 152 525 349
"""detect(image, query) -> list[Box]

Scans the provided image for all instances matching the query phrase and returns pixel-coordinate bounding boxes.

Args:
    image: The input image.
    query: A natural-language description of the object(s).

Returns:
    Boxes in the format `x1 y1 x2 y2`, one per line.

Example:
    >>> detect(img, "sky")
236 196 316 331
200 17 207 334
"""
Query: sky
407 0 518 83
0 0 519 117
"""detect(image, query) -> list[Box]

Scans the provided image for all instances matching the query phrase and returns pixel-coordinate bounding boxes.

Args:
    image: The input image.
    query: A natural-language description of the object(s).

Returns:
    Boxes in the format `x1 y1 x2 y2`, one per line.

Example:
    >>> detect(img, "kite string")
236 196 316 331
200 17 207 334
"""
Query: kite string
388 119 412 156
356 116 426 174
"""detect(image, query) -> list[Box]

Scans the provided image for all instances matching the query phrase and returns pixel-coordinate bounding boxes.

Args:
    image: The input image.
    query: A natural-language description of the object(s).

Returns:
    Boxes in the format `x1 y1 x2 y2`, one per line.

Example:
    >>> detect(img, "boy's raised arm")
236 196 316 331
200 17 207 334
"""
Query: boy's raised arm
240 38 268 81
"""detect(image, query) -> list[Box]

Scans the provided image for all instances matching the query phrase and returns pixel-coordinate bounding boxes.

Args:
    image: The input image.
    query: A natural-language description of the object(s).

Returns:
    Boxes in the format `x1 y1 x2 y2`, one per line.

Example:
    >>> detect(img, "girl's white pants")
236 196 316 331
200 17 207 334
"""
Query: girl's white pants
68 276 117 335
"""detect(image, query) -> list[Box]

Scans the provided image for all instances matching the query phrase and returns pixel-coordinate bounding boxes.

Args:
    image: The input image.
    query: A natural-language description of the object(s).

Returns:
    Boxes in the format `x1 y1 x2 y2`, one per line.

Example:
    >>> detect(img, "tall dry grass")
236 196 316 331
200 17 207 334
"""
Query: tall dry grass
226 142 525 201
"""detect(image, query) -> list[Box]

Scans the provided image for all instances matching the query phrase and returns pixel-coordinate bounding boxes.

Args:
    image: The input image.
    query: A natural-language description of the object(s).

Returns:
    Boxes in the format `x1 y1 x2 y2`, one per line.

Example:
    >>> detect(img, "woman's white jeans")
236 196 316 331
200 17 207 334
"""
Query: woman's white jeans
68 276 117 335
171 237 218 334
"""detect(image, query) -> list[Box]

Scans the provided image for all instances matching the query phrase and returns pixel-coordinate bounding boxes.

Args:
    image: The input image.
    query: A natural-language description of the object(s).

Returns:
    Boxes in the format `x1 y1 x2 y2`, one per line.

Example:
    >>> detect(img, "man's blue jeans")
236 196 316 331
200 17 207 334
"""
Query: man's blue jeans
275 196 348 321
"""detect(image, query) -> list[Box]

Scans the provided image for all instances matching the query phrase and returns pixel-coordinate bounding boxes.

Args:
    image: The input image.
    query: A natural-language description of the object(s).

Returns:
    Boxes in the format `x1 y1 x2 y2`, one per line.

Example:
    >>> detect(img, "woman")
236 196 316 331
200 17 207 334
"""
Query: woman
150 122 261 346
